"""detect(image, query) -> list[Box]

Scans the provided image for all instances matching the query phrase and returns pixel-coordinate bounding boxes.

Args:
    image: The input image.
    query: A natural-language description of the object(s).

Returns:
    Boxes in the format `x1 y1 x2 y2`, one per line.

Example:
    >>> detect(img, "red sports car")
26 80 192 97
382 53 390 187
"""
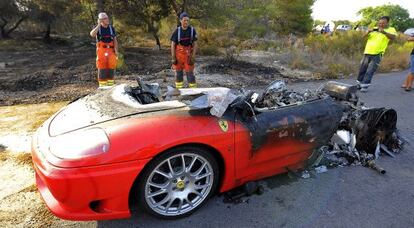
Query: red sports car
32 80 347 220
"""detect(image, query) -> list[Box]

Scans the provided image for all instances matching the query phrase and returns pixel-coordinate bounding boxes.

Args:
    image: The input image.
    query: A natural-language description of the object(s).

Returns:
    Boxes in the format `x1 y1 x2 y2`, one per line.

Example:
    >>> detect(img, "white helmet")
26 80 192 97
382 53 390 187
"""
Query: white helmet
98 12 108 19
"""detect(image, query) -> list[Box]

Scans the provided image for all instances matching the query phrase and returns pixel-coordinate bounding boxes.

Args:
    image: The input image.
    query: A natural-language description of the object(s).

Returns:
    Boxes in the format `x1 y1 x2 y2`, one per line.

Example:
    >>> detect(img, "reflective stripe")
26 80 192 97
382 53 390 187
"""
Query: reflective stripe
190 27 193 44
178 27 181 43
178 26 194 45
189 83 197 88
98 81 107 87
175 82 184 88
107 80 115 86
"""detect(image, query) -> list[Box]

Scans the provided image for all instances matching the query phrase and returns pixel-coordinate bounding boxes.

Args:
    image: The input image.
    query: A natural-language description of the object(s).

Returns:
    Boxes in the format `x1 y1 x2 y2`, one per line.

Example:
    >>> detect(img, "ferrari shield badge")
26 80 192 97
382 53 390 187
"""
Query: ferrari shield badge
218 120 229 132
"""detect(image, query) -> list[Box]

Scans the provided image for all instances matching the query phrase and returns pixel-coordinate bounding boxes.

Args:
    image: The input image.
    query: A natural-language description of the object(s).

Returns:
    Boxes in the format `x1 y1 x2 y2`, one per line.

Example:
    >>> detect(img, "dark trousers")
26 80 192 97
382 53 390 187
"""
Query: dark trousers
357 54 382 85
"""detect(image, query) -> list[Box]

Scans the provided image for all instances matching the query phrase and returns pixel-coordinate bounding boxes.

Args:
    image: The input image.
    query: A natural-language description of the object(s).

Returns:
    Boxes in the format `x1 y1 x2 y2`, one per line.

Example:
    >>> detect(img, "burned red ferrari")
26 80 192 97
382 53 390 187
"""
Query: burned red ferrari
32 80 396 220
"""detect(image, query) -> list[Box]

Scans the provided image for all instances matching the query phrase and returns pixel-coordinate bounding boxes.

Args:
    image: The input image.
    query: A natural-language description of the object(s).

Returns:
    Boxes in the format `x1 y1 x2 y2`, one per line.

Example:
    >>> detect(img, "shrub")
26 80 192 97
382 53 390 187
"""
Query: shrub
199 45 221 56
380 42 412 72
304 31 366 57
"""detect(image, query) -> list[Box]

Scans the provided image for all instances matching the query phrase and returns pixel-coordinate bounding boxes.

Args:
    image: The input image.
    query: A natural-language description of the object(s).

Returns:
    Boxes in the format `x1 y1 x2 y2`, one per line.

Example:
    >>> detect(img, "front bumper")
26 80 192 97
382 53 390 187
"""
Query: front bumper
32 133 150 221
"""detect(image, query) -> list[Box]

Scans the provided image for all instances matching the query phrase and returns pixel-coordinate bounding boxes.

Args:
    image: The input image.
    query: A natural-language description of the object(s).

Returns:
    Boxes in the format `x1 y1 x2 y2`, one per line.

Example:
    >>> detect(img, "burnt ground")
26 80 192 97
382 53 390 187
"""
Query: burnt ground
0 45 285 106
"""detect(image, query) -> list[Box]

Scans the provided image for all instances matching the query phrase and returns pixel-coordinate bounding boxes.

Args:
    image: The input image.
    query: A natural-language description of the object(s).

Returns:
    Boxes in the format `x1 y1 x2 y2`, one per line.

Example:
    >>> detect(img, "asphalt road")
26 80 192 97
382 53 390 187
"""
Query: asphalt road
98 71 414 228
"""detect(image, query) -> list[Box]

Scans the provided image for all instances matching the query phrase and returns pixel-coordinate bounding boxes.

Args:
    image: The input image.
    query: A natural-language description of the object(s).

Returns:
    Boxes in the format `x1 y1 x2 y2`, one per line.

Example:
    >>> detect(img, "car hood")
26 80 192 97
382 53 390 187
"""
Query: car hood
48 84 187 136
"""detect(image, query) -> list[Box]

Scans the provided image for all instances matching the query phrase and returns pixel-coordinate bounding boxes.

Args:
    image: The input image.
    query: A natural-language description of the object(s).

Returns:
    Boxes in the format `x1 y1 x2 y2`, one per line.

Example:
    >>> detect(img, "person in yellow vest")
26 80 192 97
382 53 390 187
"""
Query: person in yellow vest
357 16 397 92
401 35 414 91
89 12 118 87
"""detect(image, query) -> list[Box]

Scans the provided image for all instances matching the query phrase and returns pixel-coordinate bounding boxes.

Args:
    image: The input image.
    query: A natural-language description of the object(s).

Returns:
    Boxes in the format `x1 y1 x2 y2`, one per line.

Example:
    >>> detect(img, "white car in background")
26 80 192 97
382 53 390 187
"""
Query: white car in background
404 28 414 36
355 25 368 32
336 25 352 32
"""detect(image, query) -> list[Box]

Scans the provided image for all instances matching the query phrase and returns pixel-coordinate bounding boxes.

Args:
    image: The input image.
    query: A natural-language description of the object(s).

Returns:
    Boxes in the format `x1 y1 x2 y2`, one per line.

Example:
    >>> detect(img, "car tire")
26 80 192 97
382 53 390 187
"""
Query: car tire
136 146 219 219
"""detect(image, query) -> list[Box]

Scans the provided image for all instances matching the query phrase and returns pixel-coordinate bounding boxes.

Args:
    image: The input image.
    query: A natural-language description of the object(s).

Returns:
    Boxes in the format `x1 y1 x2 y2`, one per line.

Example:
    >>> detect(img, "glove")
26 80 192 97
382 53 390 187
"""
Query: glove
189 56 195 65
171 57 177 65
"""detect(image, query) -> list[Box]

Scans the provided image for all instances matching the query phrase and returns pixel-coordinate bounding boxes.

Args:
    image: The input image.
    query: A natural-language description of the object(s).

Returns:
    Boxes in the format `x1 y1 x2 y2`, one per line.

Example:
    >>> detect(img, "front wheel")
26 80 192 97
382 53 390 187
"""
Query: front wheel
137 146 219 219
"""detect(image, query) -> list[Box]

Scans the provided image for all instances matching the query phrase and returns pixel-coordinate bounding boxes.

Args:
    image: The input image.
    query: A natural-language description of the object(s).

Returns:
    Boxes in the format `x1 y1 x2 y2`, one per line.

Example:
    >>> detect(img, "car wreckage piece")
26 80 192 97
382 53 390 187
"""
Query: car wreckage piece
31 79 403 220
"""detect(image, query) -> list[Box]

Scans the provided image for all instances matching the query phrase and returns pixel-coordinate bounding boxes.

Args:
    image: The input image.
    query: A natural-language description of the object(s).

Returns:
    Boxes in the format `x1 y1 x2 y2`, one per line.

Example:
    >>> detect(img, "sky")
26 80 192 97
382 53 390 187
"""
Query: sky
312 0 414 21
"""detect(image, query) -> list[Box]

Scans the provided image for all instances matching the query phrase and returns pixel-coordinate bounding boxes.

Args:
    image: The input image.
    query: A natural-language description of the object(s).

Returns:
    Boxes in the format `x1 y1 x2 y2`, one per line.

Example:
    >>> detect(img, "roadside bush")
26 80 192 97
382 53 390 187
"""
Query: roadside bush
380 43 412 72
283 31 412 78
199 45 221 55
304 31 365 57
379 37 413 72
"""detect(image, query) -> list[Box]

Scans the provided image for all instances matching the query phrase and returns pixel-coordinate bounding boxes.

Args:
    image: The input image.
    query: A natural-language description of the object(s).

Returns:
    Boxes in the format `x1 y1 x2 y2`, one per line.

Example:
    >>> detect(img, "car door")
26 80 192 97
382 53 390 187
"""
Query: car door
234 98 342 183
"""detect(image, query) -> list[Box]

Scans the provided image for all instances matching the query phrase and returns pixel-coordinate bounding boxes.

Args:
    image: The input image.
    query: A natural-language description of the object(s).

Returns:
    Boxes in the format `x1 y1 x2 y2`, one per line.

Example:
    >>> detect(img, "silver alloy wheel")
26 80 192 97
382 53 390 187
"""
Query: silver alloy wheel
144 153 214 216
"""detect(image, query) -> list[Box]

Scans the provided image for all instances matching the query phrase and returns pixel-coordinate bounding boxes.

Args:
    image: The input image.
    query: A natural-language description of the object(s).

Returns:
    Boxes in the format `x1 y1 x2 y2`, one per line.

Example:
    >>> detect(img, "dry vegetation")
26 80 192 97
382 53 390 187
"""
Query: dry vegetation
119 27 413 80
0 102 67 132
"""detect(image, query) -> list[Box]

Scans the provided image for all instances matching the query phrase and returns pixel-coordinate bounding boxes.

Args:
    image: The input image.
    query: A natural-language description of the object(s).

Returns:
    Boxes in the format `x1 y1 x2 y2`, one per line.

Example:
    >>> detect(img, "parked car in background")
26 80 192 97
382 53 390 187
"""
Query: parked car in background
404 28 414 36
336 25 352 32
355 25 368 32
313 24 324 33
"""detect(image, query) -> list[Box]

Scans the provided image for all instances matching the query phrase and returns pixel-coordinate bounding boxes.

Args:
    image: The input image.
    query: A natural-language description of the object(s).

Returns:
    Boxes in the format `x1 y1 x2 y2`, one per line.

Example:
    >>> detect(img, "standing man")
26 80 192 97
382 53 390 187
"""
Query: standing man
401 35 414 91
357 16 397 92
90 12 118 87
171 12 198 89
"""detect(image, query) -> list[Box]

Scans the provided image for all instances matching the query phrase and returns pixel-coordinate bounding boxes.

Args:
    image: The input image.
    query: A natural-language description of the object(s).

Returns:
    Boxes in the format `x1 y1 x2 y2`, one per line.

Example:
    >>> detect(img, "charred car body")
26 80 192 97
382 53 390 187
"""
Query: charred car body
31 79 402 220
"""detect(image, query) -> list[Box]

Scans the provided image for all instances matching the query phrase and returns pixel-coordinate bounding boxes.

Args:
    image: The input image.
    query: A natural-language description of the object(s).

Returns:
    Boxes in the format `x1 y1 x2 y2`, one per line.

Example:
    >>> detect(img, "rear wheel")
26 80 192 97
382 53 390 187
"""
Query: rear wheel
137 146 219 219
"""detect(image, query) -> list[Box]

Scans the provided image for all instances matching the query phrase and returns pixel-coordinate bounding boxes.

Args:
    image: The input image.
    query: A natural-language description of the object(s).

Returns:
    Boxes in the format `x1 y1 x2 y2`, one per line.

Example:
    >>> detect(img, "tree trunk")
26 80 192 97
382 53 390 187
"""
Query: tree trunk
1 16 26 39
43 23 51 42
0 28 9 39
152 32 161 50
182 0 187 12
144 17 161 50
97 0 105 13
88 5 96 25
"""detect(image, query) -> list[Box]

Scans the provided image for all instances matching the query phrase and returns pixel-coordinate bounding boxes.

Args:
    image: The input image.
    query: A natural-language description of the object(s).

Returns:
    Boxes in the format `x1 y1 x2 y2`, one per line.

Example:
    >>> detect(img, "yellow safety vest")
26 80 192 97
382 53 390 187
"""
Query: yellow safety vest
364 27 397 55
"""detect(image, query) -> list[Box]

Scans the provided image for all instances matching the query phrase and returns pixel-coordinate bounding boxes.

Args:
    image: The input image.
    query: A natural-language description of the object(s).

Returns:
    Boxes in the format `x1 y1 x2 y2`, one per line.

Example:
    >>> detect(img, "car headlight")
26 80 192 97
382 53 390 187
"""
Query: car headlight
49 128 110 160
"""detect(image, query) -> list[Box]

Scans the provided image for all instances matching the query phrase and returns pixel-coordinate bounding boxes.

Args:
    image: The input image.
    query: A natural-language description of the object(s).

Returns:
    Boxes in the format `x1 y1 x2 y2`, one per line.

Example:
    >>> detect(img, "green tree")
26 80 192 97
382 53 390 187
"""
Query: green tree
108 0 170 49
270 0 315 35
358 4 414 31
225 0 315 38
168 0 226 28
31 0 73 41
224 0 271 38
334 20 352 26
0 0 30 38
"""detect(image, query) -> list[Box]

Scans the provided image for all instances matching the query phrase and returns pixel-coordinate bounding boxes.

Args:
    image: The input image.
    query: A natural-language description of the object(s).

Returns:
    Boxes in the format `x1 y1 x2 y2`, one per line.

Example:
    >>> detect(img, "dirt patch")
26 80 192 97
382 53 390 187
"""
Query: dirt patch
0 45 295 105
0 150 96 227
0 102 67 154
201 59 282 77
0 102 67 132
0 154 34 200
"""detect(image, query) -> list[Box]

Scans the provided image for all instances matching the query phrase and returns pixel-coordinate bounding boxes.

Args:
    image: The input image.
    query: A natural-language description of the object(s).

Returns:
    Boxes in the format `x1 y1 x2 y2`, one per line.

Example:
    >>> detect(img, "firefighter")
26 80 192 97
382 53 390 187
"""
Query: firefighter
90 12 118 87
171 12 198 88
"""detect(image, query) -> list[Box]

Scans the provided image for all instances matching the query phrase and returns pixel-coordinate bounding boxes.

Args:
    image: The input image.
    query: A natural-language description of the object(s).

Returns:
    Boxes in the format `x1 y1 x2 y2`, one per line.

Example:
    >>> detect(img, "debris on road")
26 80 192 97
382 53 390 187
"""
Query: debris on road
306 82 404 175
301 170 311 179
223 181 265 204
315 165 328 174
